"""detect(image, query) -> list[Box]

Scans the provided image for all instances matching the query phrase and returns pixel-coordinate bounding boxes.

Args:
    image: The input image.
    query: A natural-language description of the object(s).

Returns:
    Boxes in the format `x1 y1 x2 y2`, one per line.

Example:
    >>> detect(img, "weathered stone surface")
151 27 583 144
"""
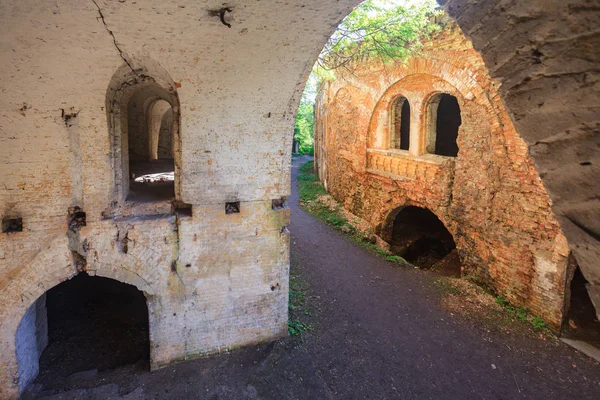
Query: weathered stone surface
442 0 600 319
315 22 572 331
0 0 598 397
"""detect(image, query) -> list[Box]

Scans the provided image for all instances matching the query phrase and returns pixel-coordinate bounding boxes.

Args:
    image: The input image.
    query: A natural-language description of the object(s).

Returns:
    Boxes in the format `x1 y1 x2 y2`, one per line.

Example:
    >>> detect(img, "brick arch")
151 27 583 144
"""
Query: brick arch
356 52 512 157
377 200 457 245
367 73 477 154
0 236 156 397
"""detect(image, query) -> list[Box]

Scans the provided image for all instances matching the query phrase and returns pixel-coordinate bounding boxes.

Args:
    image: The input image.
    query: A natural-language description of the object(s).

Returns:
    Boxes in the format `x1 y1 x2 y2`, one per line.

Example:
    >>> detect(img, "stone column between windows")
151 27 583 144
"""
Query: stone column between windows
409 101 422 156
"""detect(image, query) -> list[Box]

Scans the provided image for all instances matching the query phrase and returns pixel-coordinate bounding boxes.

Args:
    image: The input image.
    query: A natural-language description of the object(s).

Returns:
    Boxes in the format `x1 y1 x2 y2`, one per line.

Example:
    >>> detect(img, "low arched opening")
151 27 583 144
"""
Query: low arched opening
389 206 460 276
16 273 149 392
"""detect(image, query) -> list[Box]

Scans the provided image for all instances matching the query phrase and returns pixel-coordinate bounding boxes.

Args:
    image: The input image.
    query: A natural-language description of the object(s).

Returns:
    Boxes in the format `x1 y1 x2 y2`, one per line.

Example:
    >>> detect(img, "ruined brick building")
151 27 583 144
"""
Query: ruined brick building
0 0 598 398
315 18 598 335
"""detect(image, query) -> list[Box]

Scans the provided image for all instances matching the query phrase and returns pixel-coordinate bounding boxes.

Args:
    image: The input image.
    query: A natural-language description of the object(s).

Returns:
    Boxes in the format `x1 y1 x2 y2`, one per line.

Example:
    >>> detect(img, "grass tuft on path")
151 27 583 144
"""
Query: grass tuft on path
288 262 314 337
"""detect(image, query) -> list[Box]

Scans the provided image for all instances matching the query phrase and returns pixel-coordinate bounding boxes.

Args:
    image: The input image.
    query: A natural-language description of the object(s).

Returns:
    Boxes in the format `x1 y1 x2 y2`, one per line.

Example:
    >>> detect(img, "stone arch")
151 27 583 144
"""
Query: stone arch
15 273 150 393
105 59 181 206
0 237 156 397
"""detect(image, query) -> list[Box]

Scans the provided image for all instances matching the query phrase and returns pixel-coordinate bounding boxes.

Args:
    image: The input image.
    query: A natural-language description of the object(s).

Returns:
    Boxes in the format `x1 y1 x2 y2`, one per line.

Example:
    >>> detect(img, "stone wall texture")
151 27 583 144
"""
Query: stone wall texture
0 0 356 396
0 0 598 398
314 21 573 331
442 0 600 321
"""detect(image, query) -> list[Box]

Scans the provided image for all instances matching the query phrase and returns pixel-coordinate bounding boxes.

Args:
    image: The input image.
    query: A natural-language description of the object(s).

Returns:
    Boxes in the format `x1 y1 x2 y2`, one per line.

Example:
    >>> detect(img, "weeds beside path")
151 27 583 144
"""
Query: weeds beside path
297 161 407 266
297 159 560 344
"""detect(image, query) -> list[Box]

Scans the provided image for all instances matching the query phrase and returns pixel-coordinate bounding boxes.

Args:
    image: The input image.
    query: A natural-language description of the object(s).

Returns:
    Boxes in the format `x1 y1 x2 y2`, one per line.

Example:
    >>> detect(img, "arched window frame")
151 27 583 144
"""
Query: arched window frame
105 62 182 209
424 92 461 157
389 95 410 151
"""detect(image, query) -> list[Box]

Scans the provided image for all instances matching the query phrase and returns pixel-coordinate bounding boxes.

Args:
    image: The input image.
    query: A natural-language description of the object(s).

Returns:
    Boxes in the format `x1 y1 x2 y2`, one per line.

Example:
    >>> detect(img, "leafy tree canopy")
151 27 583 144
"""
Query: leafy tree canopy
294 0 442 154
316 0 442 77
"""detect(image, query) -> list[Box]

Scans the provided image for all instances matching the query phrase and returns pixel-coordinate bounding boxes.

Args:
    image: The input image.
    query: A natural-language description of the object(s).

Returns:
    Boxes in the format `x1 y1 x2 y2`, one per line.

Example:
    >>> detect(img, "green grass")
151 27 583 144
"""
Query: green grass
434 277 463 295
288 268 313 336
495 295 547 331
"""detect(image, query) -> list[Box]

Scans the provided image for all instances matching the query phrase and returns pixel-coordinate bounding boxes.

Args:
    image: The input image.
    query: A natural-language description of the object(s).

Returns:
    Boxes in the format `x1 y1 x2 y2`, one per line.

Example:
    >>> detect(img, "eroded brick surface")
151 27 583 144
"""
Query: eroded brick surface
315 22 571 331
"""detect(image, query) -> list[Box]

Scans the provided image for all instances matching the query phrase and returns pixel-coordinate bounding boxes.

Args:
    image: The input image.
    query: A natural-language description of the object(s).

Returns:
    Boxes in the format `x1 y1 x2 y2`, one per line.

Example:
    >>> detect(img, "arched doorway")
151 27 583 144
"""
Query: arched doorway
563 264 600 348
105 61 181 208
16 273 149 391
389 206 460 276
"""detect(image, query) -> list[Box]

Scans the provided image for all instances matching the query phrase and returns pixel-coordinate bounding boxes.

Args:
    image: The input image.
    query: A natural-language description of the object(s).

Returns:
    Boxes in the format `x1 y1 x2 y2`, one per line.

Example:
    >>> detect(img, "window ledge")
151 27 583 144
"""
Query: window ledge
366 148 455 165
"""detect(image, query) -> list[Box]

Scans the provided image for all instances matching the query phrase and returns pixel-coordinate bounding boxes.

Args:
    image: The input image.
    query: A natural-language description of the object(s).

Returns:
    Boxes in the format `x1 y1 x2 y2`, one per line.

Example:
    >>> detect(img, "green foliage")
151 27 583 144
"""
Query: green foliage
288 320 312 336
294 1 442 158
385 255 407 264
495 295 509 307
288 270 313 336
297 162 327 204
531 316 546 331
294 101 314 154
495 295 547 331
299 160 316 174
317 0 442 73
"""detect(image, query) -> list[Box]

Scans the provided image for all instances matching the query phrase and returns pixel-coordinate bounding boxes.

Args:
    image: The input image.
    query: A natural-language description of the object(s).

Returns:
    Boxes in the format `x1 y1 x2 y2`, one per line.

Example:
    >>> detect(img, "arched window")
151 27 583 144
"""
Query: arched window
426 93 461 157
106 62 181 207
391 96 410 150
127 87 176 201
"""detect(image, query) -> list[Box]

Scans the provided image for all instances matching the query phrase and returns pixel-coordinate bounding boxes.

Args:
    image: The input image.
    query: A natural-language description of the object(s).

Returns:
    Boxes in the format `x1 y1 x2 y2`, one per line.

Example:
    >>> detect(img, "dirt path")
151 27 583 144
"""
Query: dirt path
27 156 600 399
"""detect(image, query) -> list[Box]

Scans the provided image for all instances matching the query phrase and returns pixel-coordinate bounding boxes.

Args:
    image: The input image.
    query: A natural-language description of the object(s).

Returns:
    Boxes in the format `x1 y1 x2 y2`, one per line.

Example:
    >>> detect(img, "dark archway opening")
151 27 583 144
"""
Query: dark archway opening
35 273 149 386
390 206 459 276
433 94 460 157
563 267 600 348
392 97 410 150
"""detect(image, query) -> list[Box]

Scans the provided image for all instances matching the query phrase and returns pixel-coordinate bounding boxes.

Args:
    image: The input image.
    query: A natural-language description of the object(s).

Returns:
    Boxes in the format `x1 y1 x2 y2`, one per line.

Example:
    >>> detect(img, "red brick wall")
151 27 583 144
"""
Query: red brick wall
315 23 570 329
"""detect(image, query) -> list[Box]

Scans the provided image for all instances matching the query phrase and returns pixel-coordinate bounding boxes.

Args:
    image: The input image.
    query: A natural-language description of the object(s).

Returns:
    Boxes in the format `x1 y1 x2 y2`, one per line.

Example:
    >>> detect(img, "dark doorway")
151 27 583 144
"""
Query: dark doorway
392 97 410 151
563 267 600 348
390 206 459 276
35 273 149 385
433 94 460 157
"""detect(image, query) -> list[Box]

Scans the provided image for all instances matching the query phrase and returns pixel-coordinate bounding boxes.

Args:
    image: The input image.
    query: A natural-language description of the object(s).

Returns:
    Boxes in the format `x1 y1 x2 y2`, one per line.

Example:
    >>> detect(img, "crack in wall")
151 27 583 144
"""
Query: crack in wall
91 0 136 75
171 215 186 289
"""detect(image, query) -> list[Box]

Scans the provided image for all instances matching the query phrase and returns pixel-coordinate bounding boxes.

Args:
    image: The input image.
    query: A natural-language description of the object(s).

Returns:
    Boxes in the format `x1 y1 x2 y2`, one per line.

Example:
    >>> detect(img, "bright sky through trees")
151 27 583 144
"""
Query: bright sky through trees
294 0 442 153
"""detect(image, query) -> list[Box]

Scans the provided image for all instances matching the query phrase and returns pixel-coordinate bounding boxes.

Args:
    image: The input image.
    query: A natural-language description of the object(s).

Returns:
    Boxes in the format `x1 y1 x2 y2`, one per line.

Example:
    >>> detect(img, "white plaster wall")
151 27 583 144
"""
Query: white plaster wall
158 110 174 159
0 1 362 396
15 294 47 393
